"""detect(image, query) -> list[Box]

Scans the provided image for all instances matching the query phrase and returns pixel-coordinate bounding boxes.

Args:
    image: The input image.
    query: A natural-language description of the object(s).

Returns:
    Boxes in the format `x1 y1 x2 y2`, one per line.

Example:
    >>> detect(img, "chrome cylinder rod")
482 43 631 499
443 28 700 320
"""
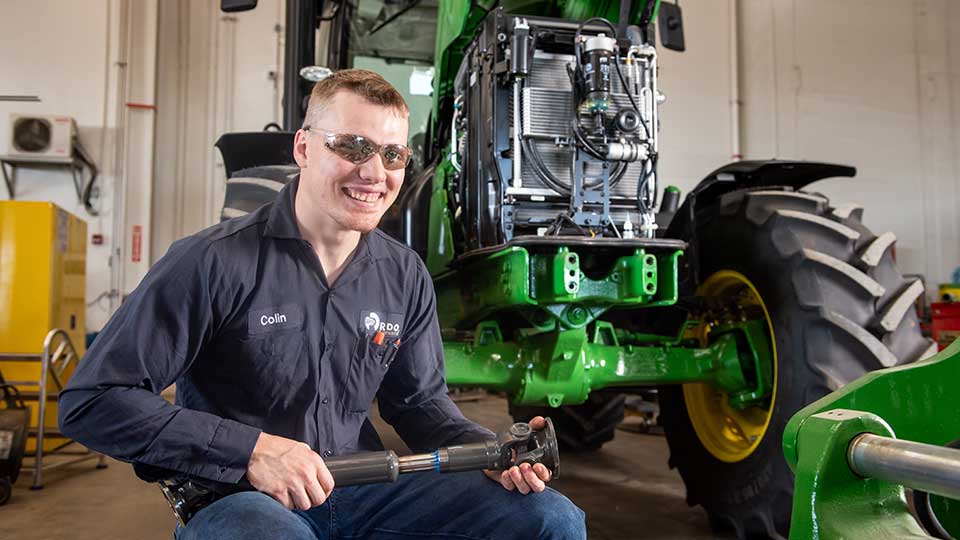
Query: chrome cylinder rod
397 452 441 473
849 433 960 500
512 78 522 189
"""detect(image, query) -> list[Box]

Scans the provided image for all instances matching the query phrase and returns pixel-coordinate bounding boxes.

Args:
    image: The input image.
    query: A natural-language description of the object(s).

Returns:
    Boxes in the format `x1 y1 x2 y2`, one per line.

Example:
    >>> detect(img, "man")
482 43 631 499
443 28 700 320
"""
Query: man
59 69 586 539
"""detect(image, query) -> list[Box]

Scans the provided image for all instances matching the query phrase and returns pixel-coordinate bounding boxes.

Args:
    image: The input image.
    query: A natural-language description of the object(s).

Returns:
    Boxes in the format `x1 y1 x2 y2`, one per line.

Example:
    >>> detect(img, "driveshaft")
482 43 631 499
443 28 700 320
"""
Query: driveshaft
324 418 560 486
159 419 560 526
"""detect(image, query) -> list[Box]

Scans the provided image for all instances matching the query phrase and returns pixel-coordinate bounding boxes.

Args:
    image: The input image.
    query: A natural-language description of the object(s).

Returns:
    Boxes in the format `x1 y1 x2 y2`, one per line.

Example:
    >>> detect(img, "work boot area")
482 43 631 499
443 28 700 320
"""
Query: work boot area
2 1 960 540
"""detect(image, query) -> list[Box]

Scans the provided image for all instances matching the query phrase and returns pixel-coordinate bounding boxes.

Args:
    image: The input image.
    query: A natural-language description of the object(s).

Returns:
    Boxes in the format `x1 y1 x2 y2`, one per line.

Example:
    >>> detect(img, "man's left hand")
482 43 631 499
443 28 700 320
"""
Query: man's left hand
483 416 553 494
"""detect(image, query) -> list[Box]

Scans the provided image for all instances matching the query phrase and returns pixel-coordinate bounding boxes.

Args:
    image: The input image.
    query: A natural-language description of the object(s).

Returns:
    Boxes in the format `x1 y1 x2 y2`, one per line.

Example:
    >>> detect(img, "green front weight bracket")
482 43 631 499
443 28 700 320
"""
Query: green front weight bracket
443 321 758 407
435 247 680 331
784 339 960 540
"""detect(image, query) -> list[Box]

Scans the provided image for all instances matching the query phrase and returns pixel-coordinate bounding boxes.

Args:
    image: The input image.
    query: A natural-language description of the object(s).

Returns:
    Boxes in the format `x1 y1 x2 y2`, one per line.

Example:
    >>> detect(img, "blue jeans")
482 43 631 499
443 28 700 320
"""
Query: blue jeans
174 471 586 540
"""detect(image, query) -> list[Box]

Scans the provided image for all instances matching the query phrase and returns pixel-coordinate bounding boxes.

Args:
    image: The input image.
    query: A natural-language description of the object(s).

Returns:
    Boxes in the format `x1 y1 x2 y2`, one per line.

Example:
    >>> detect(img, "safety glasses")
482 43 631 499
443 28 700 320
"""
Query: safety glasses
304 126 412 171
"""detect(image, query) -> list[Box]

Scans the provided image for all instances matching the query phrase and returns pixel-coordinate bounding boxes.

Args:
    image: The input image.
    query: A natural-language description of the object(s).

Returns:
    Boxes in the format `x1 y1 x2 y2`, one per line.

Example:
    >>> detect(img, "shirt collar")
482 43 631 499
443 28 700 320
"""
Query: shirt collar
263 176 302 240
263 175 379 261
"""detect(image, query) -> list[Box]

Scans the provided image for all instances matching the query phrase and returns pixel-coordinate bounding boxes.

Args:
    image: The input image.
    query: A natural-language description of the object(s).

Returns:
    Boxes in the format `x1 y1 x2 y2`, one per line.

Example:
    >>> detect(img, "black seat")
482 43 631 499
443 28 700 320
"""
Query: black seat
214 131 296 178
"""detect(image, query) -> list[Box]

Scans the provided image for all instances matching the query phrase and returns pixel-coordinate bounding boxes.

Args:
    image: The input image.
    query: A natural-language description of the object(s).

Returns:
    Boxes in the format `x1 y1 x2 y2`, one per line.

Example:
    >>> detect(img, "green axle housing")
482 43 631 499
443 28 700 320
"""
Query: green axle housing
437 242 773 409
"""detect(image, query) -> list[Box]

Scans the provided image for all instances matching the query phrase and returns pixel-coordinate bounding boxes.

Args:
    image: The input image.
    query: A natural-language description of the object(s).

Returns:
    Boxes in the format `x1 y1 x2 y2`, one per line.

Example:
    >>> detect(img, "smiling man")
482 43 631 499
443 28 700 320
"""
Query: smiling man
59 69 586 539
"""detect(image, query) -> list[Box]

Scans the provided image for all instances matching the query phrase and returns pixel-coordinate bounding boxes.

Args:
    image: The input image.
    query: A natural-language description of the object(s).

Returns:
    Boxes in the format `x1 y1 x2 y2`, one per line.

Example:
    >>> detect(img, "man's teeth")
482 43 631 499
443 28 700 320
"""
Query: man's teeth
345 188 381 203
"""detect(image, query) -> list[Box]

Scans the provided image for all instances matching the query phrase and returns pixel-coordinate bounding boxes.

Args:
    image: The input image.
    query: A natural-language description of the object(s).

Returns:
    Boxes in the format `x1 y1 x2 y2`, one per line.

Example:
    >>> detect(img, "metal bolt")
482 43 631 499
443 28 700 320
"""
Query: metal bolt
510 423 532 437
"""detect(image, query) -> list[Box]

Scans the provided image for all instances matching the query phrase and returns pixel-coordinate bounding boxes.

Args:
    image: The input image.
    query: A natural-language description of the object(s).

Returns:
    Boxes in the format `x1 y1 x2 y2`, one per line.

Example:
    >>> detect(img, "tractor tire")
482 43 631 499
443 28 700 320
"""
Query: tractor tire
220 165 299 222
510 393 625 452
659 188 935 540
0 477 10 506
911 439 960 539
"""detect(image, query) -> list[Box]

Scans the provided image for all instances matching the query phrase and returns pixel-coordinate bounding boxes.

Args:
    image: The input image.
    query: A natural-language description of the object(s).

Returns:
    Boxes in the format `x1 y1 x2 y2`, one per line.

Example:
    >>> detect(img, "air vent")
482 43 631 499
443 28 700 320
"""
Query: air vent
13 117 53 153
5 114 76 164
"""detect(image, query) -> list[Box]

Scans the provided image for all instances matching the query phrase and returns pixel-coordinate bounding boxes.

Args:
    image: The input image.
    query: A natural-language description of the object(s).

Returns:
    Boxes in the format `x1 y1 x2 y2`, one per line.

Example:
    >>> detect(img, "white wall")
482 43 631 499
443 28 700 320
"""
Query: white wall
0 0 158 331
657 0 738 188
151 0 285 260
658 0 960 294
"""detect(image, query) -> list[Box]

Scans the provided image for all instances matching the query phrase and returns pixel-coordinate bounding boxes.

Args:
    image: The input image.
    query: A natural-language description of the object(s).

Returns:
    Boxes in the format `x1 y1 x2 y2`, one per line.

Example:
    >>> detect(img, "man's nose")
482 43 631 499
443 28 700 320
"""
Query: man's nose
358 153 387 183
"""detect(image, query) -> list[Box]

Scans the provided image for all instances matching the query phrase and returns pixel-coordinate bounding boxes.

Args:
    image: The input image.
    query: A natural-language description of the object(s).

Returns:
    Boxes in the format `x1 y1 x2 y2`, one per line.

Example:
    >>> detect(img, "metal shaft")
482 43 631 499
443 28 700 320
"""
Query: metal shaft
512 79 522 189
397 440 500 474
398 452 441 473
849 433 960 500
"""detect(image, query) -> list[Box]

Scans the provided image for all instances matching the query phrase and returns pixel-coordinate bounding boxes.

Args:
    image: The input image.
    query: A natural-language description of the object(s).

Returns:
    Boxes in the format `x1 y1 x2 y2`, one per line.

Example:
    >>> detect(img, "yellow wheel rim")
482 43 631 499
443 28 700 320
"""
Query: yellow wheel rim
683 270 778 463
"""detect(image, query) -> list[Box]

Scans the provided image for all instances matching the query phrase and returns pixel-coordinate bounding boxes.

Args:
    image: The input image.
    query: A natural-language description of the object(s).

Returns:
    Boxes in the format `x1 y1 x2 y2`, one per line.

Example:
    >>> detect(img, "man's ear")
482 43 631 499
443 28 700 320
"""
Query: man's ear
293 129 309 168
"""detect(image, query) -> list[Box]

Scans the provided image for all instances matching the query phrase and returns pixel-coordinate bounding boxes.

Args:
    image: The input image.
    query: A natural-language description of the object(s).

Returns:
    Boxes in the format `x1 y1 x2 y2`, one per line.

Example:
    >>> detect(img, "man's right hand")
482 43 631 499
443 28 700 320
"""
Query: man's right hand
246 432 335 510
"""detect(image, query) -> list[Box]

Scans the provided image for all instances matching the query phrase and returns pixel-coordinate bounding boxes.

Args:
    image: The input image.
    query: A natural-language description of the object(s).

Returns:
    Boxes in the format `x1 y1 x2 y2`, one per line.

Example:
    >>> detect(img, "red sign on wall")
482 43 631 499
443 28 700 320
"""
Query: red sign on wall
132 225 142 263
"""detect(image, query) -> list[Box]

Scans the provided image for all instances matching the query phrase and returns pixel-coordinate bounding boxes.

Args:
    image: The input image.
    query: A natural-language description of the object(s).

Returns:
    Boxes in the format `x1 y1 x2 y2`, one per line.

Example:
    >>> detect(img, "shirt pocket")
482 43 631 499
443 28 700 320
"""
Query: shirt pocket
234 330 309 399
340 336 397 414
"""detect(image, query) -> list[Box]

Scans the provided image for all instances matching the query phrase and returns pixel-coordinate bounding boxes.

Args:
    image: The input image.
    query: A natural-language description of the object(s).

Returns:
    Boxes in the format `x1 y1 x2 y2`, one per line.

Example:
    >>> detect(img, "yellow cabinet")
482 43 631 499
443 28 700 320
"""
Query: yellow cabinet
0 201 87 452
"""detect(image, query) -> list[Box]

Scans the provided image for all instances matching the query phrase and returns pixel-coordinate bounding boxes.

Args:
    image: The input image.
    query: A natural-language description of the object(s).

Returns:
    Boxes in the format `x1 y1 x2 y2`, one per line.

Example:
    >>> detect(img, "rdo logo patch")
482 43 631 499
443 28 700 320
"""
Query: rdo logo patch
361 311 403 337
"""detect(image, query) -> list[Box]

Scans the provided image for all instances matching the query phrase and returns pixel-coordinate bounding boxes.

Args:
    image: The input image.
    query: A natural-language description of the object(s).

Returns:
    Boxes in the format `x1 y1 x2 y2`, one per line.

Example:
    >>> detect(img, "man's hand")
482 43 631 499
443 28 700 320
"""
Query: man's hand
483 416 554 494
247 432 335 510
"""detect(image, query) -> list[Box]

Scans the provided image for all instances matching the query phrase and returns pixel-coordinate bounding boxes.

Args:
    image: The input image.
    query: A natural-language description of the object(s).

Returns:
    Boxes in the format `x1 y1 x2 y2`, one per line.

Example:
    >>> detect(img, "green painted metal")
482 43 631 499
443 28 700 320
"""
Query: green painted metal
717 319 774 409
784 340 960 539
788 409 931 540
435 246 680 330
443 320 753 407
618 317 773 410
425 162 456 275
784 338 960 471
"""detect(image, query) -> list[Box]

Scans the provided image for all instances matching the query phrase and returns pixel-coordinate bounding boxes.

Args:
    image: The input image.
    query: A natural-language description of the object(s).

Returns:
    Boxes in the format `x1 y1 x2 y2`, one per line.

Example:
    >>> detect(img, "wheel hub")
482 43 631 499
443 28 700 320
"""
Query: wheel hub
684 270 778 463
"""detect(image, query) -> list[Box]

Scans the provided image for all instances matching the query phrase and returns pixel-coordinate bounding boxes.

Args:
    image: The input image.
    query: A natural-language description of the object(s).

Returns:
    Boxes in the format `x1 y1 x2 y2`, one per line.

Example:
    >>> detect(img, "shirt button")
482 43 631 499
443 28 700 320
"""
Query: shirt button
322 450 333 458
321 397 330 404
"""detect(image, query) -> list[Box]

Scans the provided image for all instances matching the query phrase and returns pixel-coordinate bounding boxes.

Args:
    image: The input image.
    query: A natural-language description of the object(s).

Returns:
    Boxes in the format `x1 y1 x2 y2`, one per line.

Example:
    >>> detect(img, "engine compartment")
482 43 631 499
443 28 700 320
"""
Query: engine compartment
449 9 664 252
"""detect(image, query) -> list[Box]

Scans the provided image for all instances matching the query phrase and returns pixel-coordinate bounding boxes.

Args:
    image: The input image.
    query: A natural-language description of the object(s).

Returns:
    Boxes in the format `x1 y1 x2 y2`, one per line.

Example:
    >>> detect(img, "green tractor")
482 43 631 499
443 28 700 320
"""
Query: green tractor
216 1 935 538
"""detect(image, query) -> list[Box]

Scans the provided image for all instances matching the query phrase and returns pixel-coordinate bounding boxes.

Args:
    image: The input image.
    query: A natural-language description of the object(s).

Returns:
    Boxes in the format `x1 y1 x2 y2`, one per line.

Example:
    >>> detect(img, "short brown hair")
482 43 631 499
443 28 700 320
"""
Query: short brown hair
304 69 409 127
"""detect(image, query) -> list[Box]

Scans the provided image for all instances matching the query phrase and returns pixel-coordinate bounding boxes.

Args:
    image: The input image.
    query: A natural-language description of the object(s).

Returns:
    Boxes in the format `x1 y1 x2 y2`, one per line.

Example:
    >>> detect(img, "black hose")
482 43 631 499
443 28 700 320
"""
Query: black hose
636 153 658 213
524 136 627 194
523 137 571 195
572 123 607 160
575 17 619 44
72 139 100 216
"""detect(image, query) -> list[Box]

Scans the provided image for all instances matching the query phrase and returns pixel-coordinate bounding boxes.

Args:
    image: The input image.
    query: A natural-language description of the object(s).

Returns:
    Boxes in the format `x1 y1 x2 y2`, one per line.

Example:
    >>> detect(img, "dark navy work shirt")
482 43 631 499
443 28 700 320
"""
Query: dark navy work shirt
59 177 493 486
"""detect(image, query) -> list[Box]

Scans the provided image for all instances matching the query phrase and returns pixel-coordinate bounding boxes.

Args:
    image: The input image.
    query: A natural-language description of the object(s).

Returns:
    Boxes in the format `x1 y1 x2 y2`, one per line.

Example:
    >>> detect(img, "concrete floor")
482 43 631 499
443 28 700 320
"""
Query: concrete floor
0 394 727 540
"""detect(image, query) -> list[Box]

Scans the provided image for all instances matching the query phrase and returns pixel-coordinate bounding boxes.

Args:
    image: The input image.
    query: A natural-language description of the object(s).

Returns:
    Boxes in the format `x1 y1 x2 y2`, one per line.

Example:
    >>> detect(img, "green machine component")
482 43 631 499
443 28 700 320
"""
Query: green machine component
444 319 771 408
434 247 680 330
783 339 960 540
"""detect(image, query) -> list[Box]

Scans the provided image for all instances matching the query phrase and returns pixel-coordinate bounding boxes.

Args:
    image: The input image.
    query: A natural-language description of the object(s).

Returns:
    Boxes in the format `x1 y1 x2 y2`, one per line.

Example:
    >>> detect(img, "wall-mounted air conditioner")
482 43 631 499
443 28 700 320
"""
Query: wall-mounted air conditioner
5 114 76 164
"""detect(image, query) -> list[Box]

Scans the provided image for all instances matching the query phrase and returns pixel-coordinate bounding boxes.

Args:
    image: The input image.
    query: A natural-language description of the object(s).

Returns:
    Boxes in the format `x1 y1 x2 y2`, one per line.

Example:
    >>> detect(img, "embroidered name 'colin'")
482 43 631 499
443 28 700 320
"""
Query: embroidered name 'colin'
260 313 288 326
